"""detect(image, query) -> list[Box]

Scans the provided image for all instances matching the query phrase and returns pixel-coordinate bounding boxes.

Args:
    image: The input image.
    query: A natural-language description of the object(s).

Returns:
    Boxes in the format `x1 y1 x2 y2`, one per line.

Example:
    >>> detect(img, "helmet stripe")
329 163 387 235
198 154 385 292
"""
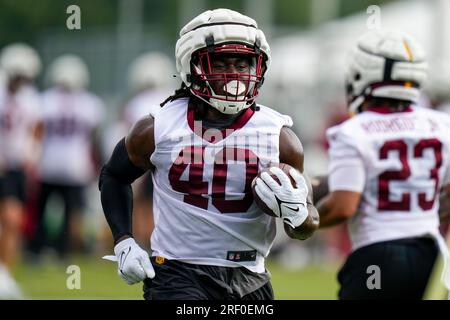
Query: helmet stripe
189 22 257 32
403 40 414 62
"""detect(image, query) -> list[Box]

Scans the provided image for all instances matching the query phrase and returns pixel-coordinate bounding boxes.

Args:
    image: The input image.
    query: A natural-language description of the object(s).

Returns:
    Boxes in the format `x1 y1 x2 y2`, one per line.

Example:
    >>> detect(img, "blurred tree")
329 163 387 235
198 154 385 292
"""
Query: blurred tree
204 0 244 12
143 0 180 39
0 0 402 48
339 0 394 16
0 0 118 47
274 0 311 27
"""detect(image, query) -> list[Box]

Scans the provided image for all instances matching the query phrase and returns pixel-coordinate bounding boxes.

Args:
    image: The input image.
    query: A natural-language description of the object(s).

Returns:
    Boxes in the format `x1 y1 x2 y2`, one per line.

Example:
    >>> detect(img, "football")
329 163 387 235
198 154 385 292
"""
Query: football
251 163 297 217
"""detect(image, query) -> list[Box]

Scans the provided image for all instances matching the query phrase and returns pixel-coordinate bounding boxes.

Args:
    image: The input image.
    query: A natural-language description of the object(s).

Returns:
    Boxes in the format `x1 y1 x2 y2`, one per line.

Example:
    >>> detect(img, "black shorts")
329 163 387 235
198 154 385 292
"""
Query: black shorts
143 257 274 300
38 182 86 213
338 237 438 300
0 169 26 202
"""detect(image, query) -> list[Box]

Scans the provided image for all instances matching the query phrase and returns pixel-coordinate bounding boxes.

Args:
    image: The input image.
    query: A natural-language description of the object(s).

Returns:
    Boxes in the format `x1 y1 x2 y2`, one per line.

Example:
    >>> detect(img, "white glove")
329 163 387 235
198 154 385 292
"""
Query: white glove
254 167 309 229
103 238 155 285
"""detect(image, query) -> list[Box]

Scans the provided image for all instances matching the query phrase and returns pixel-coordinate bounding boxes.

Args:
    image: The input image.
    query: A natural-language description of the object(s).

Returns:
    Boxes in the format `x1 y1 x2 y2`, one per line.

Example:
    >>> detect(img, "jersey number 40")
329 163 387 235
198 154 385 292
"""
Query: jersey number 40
168 146 259 213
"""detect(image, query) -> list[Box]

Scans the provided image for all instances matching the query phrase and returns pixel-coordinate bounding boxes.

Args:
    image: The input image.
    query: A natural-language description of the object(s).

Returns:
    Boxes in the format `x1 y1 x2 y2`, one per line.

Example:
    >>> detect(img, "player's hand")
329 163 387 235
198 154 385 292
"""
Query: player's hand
254 167 309 229
106 238 155 285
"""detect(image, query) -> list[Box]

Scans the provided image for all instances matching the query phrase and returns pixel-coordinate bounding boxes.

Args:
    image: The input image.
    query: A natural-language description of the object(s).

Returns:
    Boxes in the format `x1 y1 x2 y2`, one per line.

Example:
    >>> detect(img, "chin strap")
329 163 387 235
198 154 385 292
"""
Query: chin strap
192 89 250 115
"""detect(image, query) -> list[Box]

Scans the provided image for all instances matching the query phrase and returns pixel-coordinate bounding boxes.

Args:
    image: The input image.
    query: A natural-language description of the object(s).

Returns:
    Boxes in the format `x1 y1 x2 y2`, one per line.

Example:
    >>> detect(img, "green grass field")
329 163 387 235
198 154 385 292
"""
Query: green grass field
12 256 340 300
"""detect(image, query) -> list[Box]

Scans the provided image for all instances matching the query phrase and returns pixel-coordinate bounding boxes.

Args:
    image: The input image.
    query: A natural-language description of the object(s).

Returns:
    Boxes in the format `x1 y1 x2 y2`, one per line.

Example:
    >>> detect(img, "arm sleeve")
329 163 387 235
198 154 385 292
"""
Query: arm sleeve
98 138 146 243
327 127 366 193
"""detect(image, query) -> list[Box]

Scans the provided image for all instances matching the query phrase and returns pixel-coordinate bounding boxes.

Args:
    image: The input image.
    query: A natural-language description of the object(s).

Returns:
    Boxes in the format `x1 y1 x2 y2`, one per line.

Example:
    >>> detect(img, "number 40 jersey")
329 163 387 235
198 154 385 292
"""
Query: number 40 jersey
149 98 292 273
326 106 450 252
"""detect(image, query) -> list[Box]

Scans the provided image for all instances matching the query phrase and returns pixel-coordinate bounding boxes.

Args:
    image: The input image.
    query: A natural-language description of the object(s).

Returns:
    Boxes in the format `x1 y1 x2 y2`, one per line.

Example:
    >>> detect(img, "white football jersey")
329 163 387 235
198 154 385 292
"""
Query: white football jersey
150 98 293 273
39 88 104 185
0 85 41 169
327 106 450 253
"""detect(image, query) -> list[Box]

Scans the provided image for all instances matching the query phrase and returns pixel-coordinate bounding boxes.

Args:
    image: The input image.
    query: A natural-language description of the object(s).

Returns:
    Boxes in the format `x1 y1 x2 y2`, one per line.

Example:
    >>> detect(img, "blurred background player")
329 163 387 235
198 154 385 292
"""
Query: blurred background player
28 54 105 261
0 43 42 298
317 30 450 299
122 52 175 249
99 52 176 250
124 52 176 127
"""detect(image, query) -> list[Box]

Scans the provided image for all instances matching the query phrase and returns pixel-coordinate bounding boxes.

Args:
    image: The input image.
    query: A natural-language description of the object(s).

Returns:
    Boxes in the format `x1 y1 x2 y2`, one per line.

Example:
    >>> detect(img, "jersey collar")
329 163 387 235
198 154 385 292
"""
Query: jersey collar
365 105 413 114
187 102 255 143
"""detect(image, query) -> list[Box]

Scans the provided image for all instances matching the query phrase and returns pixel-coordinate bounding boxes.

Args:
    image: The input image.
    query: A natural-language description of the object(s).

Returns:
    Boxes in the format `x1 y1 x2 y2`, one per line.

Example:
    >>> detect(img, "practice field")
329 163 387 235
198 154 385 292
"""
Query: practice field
12 256 340 300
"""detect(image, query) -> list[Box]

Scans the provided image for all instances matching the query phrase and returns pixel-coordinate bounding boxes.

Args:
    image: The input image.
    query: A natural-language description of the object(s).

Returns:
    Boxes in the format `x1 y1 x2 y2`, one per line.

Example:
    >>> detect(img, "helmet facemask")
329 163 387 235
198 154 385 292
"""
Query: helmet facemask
189 43 266 114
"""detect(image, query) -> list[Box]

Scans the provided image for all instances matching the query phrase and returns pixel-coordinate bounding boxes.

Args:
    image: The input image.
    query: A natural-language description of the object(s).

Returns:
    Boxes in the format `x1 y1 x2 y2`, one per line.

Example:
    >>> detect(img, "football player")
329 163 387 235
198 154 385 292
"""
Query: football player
0 43 42 298
29 54 105 259
100 8 319 300
317 30 450 299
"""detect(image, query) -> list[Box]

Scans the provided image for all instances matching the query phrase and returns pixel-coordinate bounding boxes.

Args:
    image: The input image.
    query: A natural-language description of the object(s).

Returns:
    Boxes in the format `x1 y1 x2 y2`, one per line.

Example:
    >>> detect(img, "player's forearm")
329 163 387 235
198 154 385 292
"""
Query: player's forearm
98 138 147 243
311 175 329 205
284 203 319 240
439 190 450 222
316 195 348 228
99 168 134 243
